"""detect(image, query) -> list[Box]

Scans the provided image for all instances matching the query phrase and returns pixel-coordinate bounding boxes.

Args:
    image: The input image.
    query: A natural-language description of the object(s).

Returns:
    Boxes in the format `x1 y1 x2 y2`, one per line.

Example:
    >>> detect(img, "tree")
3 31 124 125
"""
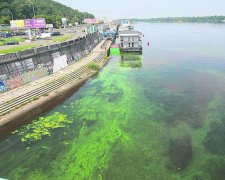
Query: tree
0 0 95 26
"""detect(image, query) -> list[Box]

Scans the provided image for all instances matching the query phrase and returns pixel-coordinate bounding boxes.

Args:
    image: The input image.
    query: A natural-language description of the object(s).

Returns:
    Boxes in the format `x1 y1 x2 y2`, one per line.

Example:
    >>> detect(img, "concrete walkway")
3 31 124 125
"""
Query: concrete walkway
0 39 111 117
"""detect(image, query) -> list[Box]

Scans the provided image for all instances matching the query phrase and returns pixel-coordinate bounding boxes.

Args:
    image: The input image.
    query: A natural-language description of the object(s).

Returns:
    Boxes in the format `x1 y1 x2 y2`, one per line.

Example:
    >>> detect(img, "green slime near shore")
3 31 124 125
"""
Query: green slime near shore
1 53 225 179
1 21 225 179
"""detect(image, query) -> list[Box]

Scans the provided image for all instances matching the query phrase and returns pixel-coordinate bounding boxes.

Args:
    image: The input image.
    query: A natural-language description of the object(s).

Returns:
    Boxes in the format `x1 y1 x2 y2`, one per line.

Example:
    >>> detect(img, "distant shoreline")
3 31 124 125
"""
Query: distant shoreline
131 16 225 23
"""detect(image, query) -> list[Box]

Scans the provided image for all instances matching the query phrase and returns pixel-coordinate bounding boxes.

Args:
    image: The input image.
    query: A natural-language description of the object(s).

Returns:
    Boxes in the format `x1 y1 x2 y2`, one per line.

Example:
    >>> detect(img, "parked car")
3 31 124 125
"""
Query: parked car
51 32 61 36
4 41 19 45
36 33 51 39
12 31 26 36
0 33 12 38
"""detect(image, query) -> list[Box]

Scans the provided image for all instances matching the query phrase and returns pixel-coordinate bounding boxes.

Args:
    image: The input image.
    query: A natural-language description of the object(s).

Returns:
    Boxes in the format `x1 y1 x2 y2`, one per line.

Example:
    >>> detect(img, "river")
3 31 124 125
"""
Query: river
1 22 225 179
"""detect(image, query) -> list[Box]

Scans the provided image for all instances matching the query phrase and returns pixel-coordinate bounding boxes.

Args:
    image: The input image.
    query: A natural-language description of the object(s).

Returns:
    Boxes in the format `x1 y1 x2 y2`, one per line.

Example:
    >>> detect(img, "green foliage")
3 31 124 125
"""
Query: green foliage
104 55 108 61
0 44 37 54
88 62 100 70
0 0 94 26
43 92 49 97
0 37 26 46
31 96 39 101
132 16 225 23
52 34 74 42
15 112 72 143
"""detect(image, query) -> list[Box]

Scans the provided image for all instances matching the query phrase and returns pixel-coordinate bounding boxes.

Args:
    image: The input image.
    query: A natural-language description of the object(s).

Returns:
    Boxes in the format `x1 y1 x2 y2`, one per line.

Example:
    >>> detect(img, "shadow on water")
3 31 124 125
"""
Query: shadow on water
120 53 143 69
168 135 192 170
204 116 225 155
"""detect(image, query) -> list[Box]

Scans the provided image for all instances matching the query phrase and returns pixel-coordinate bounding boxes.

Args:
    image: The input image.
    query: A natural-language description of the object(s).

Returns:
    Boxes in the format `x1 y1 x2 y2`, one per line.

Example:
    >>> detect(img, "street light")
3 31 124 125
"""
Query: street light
9 10 13 20
28 0 36 18
32 4 36 19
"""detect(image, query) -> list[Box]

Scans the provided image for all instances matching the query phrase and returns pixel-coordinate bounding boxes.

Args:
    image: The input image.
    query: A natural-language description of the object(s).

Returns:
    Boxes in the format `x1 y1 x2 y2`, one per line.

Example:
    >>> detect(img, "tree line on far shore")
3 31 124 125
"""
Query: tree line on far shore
0 0 94 27
132 16 225 23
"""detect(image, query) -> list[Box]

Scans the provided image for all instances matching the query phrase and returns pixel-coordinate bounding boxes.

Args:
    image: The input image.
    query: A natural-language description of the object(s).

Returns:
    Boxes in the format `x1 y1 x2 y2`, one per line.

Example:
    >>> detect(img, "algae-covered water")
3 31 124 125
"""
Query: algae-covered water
1 23 225 179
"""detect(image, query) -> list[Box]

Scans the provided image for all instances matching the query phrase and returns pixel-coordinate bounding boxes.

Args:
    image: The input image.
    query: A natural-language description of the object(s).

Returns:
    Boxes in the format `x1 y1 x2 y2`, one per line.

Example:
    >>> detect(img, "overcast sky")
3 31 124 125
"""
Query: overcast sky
54 0 225 19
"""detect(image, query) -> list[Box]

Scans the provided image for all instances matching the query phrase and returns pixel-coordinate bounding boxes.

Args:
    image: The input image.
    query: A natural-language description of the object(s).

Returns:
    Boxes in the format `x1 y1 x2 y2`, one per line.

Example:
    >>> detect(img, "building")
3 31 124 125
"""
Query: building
120 19 134 30
118 31 142 52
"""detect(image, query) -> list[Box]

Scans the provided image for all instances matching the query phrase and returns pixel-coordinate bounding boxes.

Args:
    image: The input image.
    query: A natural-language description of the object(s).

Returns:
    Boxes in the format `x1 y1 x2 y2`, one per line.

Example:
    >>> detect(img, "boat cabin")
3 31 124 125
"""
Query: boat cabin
118 31 142 52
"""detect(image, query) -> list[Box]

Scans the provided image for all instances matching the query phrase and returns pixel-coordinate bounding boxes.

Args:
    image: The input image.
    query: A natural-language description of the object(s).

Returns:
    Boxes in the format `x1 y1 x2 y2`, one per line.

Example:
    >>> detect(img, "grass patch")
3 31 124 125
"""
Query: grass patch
43 93 49 97
52 34 74 42
88 62 100 71
0 45 38 54
0 37 26 46
104 55 108 61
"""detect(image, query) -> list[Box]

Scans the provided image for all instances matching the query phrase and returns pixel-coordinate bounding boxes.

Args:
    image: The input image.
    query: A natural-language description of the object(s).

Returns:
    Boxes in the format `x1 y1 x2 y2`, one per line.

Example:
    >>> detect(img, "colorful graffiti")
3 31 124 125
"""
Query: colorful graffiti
73 52 81 61
6 76 23 89
45 62 54 74
67 57 74 65
37 63 53 74
0 74 8 81
0 81 8 93
22 67 49 84
6 67 48 90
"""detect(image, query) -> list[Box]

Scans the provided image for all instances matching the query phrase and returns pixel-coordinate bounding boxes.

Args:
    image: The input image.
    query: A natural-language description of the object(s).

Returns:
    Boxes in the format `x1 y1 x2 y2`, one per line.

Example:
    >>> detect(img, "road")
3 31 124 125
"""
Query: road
0 26 87 51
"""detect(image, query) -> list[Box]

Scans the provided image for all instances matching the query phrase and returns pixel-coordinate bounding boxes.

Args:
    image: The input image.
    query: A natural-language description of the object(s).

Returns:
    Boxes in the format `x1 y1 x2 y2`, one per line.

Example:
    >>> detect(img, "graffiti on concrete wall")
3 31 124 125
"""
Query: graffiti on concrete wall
45 62 54 74
67 57 74 65
0 81 8 93
6 67 49 90
6 76 23 89
22 67 49 84
53 55 68 73
0 34 101 92
37 62 53 74
0 74 8 81
73 52 81 61
0 74 8 92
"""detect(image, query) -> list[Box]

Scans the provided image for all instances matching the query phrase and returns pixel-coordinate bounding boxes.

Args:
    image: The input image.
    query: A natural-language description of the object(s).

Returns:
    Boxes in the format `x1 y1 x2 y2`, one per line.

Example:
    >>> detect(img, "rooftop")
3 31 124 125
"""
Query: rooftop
118 31 142 36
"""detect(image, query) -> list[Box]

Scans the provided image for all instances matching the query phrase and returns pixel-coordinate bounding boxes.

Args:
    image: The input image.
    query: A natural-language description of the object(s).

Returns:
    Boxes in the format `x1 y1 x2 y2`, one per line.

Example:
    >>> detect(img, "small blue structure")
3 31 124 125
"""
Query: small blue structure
103 31 116 40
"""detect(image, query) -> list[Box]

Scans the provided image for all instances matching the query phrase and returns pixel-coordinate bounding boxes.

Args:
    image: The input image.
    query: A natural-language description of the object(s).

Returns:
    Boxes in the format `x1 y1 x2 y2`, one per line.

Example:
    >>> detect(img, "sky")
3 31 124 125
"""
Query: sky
54 0 225 19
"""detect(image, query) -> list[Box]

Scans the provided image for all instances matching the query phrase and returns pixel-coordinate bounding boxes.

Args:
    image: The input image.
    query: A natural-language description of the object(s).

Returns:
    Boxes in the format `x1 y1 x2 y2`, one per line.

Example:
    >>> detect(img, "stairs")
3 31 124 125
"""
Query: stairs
0 53 105 117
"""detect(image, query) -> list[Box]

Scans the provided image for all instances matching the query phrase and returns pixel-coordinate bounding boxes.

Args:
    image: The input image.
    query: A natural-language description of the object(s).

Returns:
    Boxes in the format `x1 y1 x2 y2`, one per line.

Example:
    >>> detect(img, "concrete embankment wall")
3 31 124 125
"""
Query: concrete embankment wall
0 32 102 92
0 73 95 137
0 40 112 137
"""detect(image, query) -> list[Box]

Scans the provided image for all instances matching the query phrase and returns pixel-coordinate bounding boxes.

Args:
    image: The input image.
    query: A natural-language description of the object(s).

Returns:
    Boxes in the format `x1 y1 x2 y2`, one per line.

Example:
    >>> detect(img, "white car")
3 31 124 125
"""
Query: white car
36 33 51 39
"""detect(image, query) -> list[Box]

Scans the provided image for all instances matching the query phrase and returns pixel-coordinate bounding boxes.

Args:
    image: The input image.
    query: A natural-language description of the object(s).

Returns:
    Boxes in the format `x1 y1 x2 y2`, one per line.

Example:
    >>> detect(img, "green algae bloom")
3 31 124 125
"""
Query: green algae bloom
15 112 72 143
1 23 225 180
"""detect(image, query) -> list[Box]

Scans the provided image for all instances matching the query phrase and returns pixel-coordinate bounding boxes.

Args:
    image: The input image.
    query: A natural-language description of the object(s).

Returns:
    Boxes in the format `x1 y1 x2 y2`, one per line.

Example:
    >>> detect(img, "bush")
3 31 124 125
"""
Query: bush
88 63 100 71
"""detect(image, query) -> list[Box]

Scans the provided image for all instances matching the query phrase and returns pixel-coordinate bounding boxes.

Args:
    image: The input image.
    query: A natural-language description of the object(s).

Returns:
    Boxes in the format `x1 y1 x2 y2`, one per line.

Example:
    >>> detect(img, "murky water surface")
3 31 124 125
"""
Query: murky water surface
1 23 225 179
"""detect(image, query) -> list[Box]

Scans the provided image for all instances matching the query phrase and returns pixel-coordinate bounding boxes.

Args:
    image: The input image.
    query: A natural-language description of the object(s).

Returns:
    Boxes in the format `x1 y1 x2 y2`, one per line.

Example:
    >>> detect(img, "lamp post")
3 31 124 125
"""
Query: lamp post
28 0 36 18
9 10 13 20
32 4 36 19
